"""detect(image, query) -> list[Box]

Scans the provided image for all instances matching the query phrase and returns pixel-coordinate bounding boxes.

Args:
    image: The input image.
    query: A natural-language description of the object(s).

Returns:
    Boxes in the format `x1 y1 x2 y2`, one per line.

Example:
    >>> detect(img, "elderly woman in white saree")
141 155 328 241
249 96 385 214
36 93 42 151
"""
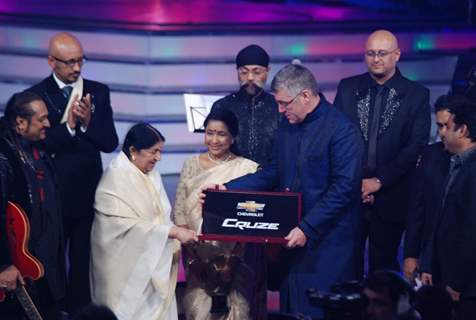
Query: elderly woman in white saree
90 123 197 320
173 109 259 320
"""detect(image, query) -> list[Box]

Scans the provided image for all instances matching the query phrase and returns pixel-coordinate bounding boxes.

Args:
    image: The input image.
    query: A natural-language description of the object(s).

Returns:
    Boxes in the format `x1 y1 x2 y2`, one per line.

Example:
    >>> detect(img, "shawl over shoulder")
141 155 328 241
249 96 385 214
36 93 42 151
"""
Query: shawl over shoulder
91 152 180 320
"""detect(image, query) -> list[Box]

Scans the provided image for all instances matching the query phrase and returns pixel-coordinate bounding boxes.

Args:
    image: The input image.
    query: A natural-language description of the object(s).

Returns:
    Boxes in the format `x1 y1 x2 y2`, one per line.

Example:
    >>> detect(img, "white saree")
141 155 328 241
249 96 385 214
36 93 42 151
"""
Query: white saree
90 152 180 320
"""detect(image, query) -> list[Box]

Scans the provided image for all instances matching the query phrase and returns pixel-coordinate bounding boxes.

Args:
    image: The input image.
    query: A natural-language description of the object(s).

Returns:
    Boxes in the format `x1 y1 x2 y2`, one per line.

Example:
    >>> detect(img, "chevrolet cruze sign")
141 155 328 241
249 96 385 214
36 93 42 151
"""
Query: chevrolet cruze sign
201 189 301 243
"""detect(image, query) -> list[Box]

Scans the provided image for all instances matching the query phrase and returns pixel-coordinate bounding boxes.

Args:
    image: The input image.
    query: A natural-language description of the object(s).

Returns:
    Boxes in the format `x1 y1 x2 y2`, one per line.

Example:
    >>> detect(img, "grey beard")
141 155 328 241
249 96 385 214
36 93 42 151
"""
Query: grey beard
240 82 263 96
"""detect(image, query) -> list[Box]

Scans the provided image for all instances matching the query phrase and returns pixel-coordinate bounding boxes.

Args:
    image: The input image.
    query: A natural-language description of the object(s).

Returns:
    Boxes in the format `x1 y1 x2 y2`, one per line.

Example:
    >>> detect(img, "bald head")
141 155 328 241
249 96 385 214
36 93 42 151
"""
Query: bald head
48 32 83 57
366 30 399 51
47 32 84 84
365 30 400 84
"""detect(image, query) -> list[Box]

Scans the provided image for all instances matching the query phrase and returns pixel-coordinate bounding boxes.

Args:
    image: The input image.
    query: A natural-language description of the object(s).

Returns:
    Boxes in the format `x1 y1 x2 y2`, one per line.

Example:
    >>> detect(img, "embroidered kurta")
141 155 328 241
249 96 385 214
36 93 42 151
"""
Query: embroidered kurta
90 152 180 320
211 88 279 166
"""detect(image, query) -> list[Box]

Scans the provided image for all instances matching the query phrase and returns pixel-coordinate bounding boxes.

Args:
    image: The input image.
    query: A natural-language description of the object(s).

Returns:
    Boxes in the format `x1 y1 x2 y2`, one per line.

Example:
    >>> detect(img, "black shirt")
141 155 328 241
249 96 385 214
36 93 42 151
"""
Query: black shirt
211 87 280 166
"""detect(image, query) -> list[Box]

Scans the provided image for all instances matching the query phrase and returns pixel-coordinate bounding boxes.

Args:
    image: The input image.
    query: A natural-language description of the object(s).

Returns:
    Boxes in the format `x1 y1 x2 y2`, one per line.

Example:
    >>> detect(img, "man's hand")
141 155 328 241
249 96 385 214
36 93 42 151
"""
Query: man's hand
446 286 461 301
0 265 24 291
362 194 375 204
361 178 382 199
403 257 419 282
198 184 227 204
285 227 307 248
73 93 92 127
421 272 433 285
67 93 80 129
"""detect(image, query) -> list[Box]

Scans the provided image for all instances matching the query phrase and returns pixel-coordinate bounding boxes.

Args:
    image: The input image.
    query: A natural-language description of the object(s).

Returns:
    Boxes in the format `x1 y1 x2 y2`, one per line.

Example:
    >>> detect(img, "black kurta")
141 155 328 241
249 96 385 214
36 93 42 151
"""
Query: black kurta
211 87 280 166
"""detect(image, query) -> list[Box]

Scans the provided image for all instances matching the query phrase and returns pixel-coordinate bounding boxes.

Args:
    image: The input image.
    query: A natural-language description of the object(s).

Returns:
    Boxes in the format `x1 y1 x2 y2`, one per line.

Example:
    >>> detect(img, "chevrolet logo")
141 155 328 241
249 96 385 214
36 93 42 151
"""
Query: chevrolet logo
236 201 265 212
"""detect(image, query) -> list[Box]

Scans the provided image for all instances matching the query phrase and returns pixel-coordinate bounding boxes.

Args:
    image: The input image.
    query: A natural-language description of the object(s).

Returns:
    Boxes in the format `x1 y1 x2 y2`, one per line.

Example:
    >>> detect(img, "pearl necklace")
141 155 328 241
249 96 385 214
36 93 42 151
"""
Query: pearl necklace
207 152 232 164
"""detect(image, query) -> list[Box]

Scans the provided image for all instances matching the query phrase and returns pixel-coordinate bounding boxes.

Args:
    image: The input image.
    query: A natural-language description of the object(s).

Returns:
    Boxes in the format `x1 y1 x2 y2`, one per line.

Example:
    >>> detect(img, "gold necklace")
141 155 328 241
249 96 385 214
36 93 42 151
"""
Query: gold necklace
207 152 232 164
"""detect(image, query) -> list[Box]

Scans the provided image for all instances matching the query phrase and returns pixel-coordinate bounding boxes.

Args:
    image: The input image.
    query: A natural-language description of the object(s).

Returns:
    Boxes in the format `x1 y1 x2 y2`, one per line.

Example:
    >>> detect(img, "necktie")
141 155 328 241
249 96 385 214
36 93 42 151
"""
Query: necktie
442 156 462 207
367 86 384 171
62 86 73 100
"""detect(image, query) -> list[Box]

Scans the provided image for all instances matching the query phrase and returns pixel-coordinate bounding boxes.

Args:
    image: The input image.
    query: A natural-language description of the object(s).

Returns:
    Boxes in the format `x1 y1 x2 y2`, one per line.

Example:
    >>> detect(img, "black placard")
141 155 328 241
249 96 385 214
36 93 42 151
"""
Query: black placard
200 189 301 243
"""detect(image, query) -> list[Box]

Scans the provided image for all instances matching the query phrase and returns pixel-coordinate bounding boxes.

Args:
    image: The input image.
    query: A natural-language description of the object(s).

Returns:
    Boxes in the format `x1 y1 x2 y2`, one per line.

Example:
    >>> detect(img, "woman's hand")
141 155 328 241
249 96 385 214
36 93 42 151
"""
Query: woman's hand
199 184 227 204
169 226 198 244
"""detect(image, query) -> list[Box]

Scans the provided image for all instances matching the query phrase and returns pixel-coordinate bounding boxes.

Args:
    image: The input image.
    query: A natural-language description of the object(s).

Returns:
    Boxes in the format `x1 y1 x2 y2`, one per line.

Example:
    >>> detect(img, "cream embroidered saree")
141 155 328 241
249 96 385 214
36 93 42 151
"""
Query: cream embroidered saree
90 152 180 320
173 156 258 320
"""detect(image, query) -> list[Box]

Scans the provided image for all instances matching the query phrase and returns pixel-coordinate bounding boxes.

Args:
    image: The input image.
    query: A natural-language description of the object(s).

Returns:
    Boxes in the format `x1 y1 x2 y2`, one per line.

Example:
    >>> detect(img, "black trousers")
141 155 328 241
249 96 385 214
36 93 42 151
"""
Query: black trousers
63 215 93 314
356 209 405 277
456 299 476 320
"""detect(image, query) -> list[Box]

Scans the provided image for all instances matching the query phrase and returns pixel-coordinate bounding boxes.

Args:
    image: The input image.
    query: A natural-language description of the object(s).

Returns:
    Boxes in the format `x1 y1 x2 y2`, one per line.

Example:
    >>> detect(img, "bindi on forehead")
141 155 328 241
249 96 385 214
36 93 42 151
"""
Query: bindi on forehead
207 128 227 133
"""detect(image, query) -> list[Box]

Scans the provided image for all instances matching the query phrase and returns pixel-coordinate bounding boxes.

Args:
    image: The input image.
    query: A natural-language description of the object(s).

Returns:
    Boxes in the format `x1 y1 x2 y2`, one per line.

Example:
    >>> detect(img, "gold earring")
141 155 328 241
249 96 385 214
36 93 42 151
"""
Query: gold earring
131 155 136 161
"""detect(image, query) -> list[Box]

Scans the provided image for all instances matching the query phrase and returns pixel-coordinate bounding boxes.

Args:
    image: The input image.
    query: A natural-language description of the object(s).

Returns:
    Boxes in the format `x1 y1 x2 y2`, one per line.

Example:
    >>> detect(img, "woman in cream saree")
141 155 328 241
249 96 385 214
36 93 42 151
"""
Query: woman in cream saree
90 123 197 320
174 109 259 320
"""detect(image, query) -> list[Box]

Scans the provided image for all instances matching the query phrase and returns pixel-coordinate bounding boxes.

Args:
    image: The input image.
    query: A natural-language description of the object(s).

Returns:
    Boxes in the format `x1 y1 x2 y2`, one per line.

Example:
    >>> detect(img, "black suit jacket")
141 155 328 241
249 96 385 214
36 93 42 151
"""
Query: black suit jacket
429 149 476 298
334 69 431 223
27 75 118 219
404 142 450 260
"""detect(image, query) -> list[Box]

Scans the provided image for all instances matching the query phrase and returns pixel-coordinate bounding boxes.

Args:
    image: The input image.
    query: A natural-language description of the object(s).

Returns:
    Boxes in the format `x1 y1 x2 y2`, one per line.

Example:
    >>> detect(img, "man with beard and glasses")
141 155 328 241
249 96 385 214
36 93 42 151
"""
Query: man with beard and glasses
334 30 431 278
26 32 118 315
209 44 279 320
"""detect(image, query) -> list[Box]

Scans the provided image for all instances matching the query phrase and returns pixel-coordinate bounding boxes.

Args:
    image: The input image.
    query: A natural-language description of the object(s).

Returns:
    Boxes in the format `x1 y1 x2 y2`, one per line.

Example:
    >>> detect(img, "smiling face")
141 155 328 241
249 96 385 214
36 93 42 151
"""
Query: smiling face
16 99 50 141
205 120 233 159
436 109 463 154
130 141 164 174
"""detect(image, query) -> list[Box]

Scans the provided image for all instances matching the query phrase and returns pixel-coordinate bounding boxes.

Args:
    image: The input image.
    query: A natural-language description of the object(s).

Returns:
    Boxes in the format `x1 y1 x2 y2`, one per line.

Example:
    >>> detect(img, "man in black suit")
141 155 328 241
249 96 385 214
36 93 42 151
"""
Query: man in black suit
416 96 476 320
0 92 65 319
27 32 118 314
403 95 453 282
334 30 431 276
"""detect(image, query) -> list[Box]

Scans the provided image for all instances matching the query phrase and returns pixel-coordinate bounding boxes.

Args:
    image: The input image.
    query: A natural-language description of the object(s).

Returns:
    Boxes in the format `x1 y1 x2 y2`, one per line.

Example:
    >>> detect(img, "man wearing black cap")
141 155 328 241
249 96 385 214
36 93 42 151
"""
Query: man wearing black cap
211 44 279 167
210 44 279 320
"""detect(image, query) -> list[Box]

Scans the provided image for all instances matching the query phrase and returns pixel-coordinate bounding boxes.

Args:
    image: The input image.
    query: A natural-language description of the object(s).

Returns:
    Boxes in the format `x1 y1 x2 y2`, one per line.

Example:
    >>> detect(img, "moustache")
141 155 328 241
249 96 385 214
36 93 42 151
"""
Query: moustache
239 81 263 91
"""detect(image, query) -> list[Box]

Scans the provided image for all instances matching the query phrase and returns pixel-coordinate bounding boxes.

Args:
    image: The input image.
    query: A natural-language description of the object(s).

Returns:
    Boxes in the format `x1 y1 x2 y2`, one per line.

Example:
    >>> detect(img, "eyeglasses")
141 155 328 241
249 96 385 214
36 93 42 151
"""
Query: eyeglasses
238 67 267 77
277 91 302 110
365 48 399 59
51 56 86 67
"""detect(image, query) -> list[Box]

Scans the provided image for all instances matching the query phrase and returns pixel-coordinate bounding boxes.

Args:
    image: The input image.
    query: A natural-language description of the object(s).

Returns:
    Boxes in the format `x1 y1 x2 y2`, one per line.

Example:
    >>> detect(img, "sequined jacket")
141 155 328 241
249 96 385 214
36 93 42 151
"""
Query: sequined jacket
334 69 431 223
